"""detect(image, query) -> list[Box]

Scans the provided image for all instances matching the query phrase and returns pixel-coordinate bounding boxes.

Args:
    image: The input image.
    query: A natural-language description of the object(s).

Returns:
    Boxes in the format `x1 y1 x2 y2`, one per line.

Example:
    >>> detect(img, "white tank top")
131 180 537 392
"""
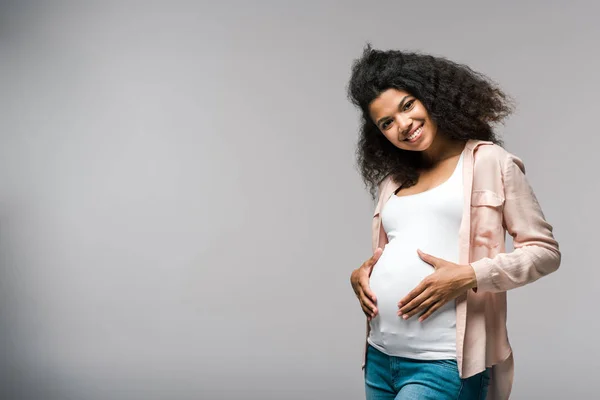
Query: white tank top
368 151 464 360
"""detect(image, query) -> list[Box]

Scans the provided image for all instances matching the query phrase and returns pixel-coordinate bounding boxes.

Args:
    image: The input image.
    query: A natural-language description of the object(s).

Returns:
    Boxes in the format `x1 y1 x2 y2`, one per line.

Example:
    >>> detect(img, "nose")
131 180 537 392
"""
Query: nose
395 114 412 135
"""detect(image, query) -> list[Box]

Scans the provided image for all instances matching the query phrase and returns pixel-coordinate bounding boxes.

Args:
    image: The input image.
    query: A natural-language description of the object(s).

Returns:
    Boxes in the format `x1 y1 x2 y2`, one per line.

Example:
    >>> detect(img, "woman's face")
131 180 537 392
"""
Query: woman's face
368 88 438 152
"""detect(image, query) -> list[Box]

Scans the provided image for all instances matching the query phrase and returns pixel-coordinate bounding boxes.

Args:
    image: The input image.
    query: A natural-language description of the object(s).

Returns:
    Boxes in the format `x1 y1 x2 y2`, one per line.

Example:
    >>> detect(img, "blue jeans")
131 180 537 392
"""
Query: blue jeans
365 344 490 400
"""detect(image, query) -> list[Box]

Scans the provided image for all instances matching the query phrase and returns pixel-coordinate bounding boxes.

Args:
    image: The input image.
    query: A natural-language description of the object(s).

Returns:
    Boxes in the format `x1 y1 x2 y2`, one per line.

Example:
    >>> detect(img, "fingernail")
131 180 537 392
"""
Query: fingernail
403 315 408 320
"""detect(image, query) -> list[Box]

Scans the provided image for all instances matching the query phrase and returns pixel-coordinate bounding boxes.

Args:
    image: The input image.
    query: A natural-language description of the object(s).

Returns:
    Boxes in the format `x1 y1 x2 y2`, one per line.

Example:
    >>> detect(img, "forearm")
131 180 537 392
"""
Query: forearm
470 245 561 293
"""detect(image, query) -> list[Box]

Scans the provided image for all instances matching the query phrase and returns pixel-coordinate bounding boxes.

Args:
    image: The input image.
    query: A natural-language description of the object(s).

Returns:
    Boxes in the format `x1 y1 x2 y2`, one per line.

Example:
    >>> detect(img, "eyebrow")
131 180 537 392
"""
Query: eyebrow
376 95 410 127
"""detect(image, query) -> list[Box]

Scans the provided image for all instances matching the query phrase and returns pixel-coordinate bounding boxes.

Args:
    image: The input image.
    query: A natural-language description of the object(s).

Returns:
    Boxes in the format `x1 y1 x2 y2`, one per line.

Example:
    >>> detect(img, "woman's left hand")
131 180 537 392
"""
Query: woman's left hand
398 249 478 322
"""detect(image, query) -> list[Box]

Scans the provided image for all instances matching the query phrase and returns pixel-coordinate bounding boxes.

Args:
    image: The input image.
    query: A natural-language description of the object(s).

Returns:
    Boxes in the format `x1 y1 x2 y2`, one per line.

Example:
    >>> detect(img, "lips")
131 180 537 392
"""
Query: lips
404 125 423 142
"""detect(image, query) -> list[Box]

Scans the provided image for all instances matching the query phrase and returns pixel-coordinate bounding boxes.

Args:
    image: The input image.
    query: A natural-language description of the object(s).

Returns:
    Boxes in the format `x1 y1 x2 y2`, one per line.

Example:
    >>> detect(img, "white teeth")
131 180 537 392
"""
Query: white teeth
407 126 423 141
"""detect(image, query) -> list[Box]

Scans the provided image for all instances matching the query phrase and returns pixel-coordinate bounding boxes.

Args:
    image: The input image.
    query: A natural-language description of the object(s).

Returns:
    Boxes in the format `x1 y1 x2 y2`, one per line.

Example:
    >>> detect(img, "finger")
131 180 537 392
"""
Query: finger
366 248 383 269
398 289 433 319
402 296 436 320
358 287 377 315
361 300 377 319
418 300 445 322
398 281 427 308
360 278 377 303
417 249 439 267
360 297 376 316
361 302 373 318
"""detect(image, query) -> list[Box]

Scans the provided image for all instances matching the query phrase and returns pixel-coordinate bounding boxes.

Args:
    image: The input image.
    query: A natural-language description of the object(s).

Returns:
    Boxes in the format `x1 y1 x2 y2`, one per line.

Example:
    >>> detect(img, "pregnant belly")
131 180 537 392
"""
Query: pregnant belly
367 243 458 357
369 244 435 312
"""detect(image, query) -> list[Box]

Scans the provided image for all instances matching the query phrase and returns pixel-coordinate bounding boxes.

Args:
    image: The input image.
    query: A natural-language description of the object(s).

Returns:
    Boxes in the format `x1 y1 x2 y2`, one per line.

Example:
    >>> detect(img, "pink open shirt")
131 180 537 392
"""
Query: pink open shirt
365 139 561 399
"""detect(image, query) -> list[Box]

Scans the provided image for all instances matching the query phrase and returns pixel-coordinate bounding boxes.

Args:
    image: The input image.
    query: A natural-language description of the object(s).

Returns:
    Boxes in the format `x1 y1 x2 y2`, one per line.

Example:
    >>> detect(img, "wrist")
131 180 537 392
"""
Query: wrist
461 264 478 290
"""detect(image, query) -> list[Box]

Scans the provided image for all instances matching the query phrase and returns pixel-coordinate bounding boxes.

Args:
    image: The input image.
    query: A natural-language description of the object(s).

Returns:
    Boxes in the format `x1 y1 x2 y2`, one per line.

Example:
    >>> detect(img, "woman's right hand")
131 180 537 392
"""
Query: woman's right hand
350 248 383 321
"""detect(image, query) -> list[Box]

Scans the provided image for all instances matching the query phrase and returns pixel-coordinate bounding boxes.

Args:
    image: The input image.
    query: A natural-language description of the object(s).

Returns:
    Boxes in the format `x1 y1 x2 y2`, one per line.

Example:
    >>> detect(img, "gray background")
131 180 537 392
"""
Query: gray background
0 1 597 399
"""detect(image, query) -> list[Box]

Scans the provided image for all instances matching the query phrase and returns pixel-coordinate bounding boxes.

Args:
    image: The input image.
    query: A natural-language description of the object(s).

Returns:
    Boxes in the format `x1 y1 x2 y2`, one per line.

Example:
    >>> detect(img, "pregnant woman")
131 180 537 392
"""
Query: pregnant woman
348 45 560 400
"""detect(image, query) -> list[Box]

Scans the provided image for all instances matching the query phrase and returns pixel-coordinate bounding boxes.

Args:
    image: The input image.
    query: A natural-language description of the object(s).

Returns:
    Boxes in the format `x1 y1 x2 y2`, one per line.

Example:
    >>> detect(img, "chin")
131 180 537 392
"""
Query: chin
398 134 434 152
415 136 434 151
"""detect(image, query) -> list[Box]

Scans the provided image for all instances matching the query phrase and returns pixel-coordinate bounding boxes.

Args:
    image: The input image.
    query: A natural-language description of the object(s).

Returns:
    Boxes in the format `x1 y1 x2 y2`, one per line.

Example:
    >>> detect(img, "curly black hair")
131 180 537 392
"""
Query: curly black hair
347 44 514 200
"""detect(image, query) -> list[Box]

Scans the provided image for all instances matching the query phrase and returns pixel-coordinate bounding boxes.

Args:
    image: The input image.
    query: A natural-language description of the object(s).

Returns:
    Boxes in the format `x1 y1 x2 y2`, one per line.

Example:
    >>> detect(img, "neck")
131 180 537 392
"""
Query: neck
421 135 465 166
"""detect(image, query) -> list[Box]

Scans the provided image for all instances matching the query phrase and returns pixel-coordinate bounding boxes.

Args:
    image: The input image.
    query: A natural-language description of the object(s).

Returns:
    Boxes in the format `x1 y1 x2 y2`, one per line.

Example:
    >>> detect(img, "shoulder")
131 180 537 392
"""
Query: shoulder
473 141 525 174
473 141 506 161
376 174 393 199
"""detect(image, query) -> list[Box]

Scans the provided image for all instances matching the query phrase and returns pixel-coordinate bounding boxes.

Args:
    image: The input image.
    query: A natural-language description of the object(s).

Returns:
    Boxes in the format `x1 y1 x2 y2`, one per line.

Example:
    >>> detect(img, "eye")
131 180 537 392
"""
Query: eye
403 99 415 111
381 120 392 130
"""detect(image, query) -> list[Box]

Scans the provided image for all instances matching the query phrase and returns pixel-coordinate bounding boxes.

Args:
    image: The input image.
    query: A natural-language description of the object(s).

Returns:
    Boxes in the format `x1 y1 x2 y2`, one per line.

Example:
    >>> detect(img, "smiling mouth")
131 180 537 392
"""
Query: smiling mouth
404 125 423 142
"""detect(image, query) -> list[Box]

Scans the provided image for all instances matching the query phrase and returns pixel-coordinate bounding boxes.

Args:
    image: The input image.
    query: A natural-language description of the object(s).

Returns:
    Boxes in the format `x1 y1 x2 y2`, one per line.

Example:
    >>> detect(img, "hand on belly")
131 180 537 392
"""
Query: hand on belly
396 249 476 322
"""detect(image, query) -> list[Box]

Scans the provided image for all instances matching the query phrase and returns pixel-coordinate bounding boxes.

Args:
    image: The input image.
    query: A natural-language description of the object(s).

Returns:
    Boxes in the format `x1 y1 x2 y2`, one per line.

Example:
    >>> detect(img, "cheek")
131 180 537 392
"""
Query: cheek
381 130 396 144
381 131 409 150
426 118 437 133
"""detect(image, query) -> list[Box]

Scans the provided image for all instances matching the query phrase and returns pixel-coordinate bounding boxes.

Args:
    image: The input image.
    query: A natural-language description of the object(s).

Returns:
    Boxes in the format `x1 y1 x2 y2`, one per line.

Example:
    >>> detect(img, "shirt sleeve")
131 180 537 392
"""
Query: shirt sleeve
469 154 561 293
